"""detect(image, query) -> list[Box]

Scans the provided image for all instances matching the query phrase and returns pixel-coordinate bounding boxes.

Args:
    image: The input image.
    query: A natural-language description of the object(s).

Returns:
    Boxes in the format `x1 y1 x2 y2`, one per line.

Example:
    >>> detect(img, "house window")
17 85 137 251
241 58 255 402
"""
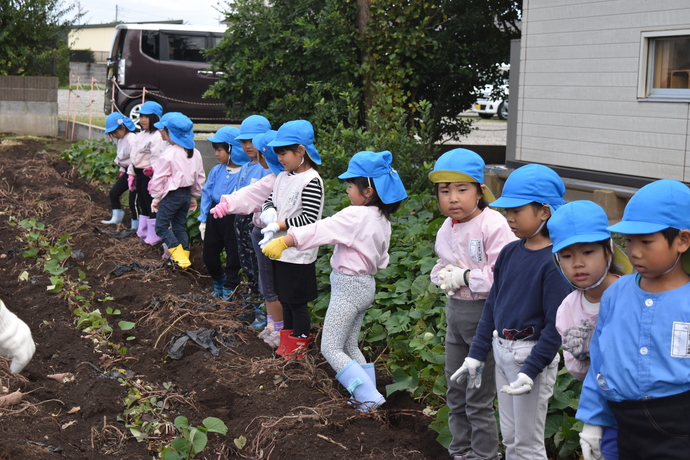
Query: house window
639 30 690 101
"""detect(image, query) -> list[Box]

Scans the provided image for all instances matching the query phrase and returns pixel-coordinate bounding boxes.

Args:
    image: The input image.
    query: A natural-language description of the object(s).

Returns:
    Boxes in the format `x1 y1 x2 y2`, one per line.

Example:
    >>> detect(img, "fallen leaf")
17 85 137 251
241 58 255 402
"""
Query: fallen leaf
61 420 77 429
67 406 80 414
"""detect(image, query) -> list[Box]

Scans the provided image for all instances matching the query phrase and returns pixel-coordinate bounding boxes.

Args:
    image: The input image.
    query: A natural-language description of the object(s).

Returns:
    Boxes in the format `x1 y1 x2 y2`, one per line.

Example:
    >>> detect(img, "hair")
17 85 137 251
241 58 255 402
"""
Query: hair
346 177 401 221
660 227 681 246
593 239 624 275
529 202 551 237
212 142 230 153
140 114 160 133
163 128 194 158
274 144 319 171
433 182 489 210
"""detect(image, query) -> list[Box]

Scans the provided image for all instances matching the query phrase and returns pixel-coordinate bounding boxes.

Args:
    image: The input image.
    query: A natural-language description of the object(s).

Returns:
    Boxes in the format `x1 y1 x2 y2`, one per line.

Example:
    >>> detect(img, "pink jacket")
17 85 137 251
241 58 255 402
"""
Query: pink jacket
219 174 276 227
148 145 205 199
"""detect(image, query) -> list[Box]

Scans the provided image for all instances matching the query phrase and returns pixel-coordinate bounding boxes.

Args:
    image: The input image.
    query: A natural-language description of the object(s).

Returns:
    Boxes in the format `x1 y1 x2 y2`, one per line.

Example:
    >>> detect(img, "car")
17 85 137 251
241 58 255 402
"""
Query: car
472 82 509 120
103 23 232 124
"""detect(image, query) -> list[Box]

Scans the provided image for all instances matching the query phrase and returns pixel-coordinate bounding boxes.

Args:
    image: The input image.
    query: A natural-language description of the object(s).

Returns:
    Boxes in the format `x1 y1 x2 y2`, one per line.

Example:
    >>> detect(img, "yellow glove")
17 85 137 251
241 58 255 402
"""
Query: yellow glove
262 236 289 260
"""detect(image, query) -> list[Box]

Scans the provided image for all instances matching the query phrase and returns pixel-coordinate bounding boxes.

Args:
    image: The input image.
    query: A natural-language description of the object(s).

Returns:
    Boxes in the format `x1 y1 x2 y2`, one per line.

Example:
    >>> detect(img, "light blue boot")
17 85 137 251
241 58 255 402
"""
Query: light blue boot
131 219 139 230
336 360 385 412
101 209 125 225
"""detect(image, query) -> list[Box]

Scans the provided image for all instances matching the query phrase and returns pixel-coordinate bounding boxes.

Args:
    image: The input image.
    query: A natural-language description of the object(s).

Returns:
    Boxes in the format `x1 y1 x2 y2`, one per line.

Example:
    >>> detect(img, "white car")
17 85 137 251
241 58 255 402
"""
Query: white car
472 83 509 120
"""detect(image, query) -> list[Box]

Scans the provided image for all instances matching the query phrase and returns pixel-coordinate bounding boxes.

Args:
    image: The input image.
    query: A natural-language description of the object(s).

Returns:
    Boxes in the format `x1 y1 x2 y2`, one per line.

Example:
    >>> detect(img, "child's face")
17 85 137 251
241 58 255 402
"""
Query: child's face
241 139 259 161
159 128 170 143
437 182 483 223
139 115 151 131
346 182 371 206
215 147 230 164
505 204 549 239
277 146 305 171
109 126 126 140
625 232 683 279
558 242 609 289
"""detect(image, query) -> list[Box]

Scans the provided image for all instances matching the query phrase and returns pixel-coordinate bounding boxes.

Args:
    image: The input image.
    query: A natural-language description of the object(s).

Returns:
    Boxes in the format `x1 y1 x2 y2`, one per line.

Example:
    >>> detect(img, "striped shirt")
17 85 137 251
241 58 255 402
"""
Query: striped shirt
263 174 323 228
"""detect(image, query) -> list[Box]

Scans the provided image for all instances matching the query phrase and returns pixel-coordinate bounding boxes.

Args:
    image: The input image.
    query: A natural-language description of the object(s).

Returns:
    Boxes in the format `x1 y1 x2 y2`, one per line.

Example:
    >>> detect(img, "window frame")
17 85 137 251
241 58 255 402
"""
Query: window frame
638 29 690 102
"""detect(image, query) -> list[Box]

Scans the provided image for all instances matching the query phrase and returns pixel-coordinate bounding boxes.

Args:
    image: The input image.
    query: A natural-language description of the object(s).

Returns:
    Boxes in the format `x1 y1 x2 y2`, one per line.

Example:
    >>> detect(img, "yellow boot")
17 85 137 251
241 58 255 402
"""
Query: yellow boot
169 244 191 269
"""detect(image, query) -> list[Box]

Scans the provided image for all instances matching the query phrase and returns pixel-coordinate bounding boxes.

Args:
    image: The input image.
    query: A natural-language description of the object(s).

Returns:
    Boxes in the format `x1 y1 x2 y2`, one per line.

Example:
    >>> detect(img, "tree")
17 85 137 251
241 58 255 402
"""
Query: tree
210 0 520 143
0 0 83 81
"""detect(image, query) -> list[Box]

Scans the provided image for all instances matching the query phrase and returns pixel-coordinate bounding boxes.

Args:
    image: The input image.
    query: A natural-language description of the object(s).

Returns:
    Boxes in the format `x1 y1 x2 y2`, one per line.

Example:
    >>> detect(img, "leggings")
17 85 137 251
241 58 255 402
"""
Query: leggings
320 270 375 373
134 167 155 218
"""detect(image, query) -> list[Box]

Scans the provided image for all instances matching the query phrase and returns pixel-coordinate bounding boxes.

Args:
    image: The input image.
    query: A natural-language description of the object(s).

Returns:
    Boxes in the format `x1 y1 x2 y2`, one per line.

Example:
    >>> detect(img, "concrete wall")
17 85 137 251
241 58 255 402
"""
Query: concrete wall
517 0 690 182
69 62 108 86
0 76 59 137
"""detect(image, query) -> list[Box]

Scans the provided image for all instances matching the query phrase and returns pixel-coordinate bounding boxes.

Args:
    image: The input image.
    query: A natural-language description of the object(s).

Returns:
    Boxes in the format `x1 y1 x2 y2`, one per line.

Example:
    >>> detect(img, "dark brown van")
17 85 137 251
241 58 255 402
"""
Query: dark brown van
104 24 230 123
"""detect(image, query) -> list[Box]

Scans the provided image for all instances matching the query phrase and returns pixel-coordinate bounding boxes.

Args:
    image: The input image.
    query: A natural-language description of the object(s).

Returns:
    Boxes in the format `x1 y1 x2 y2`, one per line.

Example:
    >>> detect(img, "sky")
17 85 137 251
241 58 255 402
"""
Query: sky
74 0 229 27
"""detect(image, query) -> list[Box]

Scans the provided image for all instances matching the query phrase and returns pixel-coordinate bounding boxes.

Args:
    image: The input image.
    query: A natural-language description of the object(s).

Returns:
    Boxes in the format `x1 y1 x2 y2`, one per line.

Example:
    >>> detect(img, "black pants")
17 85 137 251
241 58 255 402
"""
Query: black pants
608 390 690 460
134 167 155 218
109 172 137 219
273 260 317 337
202 212 241 290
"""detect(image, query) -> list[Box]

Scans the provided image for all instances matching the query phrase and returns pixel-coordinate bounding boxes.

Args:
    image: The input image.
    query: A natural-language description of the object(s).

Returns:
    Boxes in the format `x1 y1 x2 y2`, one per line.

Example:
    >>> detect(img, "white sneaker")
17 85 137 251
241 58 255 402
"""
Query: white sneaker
263 330 281 349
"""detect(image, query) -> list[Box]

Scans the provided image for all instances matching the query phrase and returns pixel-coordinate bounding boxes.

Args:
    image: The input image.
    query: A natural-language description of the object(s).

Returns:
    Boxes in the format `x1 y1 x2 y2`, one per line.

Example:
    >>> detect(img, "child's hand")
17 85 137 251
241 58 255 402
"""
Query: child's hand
151 198 161 213
210 202 229 219
0 300 36 374
579 424 604 460
262 236 288 259
189 199 197 212
198 222 206 240
438 265 469 296
128 175 136 191
260 208 278 226
501 372 533 395
143 167 154 177
450 357 484 388
259 223 280 248
562 319 594 360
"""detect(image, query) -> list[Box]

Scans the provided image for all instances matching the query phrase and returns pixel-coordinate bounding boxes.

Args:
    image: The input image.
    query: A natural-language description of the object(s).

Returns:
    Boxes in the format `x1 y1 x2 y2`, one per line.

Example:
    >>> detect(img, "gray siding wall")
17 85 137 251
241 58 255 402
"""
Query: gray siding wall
518 0 690 181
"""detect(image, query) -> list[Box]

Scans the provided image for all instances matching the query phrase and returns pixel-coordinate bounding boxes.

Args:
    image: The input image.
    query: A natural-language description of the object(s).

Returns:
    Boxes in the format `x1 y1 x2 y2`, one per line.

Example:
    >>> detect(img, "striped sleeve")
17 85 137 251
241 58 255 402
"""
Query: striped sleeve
262 192 275 212
286 178 323 228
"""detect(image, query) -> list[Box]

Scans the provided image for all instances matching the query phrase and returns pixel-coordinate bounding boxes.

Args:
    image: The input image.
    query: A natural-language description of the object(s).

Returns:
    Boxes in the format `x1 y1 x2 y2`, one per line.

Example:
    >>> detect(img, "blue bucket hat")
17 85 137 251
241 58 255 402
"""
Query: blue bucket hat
104 112 136 134
338 151 408 204
491 164 566 211
428 148 496 202
153 111 183 130
166 114 195 149
235 115 271 140
138 101 163 117
208 126 249 165
607 179 690 234
253 130 283 175
268 120 321 165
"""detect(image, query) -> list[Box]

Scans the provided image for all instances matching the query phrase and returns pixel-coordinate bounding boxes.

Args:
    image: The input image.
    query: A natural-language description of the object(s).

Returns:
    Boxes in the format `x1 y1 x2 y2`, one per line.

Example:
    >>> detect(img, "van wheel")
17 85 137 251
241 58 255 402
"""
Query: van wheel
497 101 508 120
124 100 143 127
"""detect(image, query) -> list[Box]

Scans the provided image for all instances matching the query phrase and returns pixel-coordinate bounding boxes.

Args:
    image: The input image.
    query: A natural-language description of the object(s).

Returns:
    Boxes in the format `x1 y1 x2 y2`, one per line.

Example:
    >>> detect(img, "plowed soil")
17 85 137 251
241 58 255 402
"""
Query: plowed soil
0 136 446 460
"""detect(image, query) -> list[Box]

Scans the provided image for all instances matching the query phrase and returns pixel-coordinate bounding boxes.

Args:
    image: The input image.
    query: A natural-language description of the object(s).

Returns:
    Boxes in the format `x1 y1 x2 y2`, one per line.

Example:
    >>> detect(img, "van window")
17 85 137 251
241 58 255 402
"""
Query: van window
142 31 160 60
167 34 206 62
110 29 127 60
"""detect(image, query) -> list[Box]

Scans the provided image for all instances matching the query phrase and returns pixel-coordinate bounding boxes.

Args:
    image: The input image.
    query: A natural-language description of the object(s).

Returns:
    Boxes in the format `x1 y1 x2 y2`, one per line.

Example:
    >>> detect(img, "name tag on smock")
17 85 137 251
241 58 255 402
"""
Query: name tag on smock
671 322 690 358
470 239 484 264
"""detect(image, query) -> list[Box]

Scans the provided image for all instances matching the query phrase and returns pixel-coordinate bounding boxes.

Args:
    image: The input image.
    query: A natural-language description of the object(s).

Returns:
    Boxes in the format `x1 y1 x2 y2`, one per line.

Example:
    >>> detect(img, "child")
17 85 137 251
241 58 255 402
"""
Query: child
262 150 406 411
200 126 248 299
128 101 166 245
102 112 138 228
452 164 571 460
428 149 516 460
148 114 205 269
234 115 272 326
259 120 325 357
0 299 35 374
576 179 690 460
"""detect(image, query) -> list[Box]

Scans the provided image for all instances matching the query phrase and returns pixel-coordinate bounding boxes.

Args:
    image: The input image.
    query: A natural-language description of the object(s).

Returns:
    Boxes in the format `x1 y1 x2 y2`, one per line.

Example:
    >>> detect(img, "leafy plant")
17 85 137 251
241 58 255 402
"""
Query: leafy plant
60 139 120 184
160 416 228 460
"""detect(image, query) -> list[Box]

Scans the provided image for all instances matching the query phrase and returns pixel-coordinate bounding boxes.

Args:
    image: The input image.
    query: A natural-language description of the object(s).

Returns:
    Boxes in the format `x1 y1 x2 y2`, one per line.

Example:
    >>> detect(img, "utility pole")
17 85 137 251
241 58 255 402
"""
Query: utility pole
115 5 118 22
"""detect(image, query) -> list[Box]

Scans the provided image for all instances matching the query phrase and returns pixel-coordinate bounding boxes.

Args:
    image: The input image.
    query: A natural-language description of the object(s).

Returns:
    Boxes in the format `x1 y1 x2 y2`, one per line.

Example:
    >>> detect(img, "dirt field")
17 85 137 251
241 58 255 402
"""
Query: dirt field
0 136 447 460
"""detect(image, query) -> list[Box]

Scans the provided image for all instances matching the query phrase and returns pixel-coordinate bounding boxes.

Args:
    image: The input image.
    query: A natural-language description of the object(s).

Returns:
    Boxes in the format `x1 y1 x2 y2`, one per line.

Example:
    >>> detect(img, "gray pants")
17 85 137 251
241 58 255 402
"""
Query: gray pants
321 270 375 373
492 336 559 460
445 298 499 460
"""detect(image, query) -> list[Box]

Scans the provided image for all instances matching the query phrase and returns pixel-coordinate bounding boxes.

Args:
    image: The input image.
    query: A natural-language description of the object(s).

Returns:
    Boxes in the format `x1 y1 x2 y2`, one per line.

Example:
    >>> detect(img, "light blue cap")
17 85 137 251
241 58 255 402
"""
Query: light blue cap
138 101 163 117
268 120 321 165
429 148 496 202
253 130 283 175
154 111 183 129
208 126 248 165
548 201 611 253
166 114 195 149
491 164 566 211
235 115 271 140
607 179 690 234
338 151 407 204
104 112 136 133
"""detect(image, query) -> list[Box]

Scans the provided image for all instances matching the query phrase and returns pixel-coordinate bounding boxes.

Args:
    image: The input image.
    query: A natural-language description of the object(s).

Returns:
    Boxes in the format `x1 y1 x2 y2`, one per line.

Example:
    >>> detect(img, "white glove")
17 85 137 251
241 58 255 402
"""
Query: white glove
562 319 595 360
259 222 280 248
450 357 484 388
501 372 534 395
260 208 278 227
198 222 206 241
0 300 36 374
579 424 603 460
438 265 469 296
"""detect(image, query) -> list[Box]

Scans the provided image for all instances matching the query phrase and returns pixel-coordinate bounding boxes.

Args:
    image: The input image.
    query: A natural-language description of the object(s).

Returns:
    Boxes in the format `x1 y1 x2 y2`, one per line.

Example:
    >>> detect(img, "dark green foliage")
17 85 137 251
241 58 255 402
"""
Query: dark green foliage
60 139 120 184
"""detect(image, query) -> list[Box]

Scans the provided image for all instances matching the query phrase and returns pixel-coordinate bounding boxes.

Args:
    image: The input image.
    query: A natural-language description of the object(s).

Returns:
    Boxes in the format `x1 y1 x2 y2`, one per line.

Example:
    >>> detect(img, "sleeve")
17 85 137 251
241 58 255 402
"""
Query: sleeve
148 134 166 170
288 207 361 250
262 192 275 212
468 249 504 362
221 174 275 216
520 265 572 380
191 152 205 198
576 294 617 426
285 178 323 228
147 156 171 199
555 296 588 381
198 166 218 223
467 218 515 296
430 258 445 287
